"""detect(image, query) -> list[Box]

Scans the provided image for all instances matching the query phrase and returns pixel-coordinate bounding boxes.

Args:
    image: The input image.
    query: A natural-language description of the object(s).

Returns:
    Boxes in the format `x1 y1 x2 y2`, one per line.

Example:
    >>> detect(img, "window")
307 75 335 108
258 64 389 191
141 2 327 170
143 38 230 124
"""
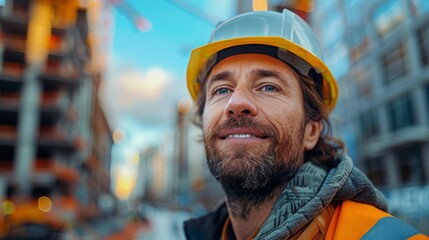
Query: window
395 145 426 186
344 0 365 26
382 42 408 83
409 0 429 16
426 84 429 119
387 94 415 131
348 25 370 62
12 0 30 18
366 157 387 186
373 0 405 37
355 69 373 98
360 109 380 139
417 23 429 66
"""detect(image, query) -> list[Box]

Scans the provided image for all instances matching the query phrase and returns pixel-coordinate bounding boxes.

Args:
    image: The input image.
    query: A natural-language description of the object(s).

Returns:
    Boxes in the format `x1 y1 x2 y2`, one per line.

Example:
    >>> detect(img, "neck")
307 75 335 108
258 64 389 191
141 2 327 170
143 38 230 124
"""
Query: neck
225 187 282 240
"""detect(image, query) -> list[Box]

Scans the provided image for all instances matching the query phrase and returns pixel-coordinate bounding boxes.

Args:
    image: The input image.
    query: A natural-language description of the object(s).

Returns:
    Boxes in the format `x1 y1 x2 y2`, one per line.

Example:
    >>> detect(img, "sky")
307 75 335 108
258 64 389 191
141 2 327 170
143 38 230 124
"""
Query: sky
102 0 236 155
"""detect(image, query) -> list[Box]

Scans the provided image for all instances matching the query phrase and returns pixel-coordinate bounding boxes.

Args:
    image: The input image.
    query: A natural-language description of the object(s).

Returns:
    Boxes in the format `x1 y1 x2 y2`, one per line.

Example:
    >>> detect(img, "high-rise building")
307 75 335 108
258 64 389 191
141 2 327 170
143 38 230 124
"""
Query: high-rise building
310 0 429 233
0 0 114 237
172 103 223 212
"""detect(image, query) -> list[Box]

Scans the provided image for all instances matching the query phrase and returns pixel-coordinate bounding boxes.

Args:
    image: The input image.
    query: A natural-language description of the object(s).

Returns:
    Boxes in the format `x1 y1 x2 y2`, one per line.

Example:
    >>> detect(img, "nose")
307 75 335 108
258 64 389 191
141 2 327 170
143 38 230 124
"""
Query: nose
225 89 258 118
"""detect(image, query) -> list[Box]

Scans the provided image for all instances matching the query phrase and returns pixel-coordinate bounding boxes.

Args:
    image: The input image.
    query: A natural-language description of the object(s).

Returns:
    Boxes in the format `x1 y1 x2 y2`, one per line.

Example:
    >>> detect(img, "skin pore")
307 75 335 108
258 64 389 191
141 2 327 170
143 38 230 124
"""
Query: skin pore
202 54 322 240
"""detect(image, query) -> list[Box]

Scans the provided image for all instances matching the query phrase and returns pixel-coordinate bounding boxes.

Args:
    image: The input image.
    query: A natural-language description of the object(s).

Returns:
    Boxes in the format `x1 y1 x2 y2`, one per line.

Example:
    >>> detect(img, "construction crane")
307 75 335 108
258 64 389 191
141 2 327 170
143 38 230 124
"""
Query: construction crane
107 0 151 31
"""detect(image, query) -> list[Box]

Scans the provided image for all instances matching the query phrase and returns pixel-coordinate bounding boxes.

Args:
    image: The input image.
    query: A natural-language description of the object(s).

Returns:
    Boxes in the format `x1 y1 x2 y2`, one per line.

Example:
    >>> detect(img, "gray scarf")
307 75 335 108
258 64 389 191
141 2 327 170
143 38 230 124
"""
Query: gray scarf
255 155 388 239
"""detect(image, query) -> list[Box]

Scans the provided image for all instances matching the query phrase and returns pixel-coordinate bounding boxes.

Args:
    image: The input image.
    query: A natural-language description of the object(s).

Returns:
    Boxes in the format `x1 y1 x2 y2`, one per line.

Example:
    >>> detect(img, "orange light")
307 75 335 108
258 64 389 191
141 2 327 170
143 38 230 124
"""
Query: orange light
113 129 126 143
26 0 51 64
1 200 15 215
114 167 137 200
178 99 191 114
253 0 268 11
38 196 52 212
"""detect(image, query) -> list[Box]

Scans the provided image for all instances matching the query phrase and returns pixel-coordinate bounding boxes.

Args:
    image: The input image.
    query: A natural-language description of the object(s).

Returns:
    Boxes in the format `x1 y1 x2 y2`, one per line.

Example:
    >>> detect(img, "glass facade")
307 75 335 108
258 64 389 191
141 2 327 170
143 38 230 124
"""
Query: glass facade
388 94 415 131
347 24 370 62
366 157 387 186
355 69 373 99
359 109 380 139
373 0 405 37
417 22 429 66
426 84 429 117
395 146 426 186
382 42 408 83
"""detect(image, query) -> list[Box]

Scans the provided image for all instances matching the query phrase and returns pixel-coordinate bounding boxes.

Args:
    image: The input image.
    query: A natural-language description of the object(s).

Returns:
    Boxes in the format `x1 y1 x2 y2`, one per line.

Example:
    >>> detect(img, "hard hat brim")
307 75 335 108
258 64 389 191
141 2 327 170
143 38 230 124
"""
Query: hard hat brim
187 36 338 111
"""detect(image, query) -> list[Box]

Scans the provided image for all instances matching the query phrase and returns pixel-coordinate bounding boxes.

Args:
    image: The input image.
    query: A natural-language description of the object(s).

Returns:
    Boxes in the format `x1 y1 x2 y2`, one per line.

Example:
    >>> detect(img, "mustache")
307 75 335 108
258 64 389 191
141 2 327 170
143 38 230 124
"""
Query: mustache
207 117 279 143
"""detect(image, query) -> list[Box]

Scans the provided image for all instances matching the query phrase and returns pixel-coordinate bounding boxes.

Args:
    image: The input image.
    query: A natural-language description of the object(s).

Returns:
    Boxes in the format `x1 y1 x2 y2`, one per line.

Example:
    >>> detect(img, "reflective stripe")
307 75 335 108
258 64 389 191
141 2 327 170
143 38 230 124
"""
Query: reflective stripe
362 217 420 240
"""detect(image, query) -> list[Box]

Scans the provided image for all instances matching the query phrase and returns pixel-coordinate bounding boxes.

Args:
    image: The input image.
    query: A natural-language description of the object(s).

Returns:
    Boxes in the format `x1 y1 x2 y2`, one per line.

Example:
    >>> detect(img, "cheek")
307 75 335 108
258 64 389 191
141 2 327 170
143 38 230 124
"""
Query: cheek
202 105 218 134
202 113 210 134
262 102 305 132
203 101 228 137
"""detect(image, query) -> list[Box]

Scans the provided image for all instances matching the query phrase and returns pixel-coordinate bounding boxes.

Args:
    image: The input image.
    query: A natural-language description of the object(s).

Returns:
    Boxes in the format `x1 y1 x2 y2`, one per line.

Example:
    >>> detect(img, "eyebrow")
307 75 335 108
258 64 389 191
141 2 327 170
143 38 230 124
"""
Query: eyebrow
250 68 291 88
249 68 286 81
206 70 232 89
206 68 291 90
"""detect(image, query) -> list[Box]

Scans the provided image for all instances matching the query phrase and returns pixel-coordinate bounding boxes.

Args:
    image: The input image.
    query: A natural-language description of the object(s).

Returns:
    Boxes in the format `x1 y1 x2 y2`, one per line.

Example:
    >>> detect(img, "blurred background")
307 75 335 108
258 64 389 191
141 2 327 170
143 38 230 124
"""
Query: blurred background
0 0 428 239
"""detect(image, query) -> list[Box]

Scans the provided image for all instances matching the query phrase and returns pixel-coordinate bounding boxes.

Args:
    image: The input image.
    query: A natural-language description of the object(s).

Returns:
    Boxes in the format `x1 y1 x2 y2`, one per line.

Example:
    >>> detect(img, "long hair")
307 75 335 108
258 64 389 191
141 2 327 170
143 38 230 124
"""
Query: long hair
193 68 345 164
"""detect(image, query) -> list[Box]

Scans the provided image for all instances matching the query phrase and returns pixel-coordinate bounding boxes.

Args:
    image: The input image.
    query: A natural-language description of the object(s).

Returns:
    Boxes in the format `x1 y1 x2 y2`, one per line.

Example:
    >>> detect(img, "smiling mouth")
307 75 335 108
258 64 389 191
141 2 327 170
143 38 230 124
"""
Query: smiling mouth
224 134 268 139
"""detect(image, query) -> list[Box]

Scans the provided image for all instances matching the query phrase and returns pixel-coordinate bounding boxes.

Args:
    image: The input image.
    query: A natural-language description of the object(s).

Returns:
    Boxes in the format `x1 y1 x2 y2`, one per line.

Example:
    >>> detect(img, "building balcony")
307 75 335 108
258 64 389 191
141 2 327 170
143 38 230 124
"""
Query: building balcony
0 75 22 118
37 126 79 153
362 125 429 157
0 124 18 141
40 90 69 111
38 126 69 140
0 33 27 52
0 159 13 172
40 65 80 88
2 61 25 77
34 158 79 183
0 91 20 109
0 73 23 84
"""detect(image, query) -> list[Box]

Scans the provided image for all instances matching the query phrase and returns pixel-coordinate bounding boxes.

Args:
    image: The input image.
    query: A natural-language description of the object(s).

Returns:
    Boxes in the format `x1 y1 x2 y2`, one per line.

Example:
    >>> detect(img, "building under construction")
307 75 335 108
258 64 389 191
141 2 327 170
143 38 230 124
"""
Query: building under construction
311 0 429 234
0 0 114 238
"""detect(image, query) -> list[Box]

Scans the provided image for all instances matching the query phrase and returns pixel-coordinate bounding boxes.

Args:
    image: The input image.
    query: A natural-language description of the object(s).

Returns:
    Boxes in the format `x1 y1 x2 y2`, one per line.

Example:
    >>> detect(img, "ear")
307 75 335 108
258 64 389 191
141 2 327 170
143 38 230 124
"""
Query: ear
303 121 323 150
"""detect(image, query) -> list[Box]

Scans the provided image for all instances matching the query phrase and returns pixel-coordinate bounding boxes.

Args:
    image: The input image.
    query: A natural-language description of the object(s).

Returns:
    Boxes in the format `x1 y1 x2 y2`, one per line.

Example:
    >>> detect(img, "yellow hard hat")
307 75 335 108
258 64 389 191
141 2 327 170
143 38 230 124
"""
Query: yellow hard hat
187 9 338 111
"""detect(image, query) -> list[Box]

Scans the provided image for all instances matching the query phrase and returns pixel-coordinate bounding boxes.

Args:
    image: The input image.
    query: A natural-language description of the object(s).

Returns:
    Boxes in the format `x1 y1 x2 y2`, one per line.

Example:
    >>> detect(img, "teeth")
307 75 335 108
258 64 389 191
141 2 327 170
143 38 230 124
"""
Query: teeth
227 134 253 138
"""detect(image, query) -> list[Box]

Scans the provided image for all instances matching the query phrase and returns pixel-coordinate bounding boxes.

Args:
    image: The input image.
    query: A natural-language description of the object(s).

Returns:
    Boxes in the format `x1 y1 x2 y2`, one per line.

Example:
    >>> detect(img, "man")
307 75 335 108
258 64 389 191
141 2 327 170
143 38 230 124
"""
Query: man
183 9 428 240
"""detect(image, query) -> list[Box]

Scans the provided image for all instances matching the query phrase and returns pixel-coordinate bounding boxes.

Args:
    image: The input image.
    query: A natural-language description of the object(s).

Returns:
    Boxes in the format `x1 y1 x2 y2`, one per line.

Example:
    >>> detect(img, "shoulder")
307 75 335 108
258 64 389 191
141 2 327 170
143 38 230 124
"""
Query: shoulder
326 200 428 240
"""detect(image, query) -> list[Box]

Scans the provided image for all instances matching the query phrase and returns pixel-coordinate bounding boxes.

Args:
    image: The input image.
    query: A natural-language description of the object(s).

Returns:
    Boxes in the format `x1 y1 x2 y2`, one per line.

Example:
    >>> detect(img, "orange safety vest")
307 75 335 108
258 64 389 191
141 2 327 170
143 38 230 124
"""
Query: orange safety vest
237 201 429 240
325 200 428 240
200 200 429 240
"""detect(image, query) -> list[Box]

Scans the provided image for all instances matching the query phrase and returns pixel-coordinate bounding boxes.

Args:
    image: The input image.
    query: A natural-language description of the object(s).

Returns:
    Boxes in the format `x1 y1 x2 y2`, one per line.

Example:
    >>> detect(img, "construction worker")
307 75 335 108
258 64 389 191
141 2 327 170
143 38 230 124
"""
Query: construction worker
183 9 429 240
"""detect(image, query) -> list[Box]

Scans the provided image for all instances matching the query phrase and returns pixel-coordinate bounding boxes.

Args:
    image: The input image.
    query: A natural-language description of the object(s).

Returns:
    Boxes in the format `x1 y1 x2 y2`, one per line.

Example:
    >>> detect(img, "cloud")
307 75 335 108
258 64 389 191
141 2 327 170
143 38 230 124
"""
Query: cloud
101 63 190 139
118 68 169 102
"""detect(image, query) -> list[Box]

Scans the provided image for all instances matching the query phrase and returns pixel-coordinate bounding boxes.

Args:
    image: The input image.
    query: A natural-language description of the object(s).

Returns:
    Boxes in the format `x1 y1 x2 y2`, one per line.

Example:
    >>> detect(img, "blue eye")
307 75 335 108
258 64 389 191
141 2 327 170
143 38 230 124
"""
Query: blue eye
261 85 277 92
215 88 231 95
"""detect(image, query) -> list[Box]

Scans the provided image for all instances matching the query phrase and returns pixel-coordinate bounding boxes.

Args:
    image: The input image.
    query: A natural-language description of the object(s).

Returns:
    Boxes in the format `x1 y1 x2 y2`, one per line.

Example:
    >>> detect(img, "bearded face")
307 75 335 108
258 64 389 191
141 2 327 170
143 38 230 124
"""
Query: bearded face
201 54 320 206
204 116 305 198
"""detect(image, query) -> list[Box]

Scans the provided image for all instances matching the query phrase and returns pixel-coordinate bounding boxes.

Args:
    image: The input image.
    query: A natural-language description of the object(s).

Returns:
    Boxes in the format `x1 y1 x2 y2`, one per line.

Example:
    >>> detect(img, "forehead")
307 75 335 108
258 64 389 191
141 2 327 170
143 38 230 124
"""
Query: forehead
209 53 297 77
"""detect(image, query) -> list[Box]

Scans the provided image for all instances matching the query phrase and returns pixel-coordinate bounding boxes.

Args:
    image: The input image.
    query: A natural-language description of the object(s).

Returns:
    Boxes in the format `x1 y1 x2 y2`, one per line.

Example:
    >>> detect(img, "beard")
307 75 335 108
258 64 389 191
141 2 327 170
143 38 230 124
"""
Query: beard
204 116 305 217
